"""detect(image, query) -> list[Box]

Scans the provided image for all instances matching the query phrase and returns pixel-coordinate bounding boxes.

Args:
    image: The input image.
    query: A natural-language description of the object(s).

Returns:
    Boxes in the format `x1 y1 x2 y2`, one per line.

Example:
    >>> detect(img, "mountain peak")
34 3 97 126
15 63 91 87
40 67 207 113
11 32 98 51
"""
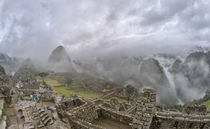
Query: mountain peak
48 46 71 63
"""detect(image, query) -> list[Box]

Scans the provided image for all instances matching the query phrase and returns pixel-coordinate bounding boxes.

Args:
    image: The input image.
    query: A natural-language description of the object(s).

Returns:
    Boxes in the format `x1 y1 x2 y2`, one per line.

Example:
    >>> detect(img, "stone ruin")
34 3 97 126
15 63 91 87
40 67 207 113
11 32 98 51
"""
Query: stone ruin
15 101 70 129
183 105 207 115
131 88 157 129
101 98 131 111
48 88 210 129
13 65 40 90
1 65 210 129
131 88 210 129
56 97 86 117
39 90 55 102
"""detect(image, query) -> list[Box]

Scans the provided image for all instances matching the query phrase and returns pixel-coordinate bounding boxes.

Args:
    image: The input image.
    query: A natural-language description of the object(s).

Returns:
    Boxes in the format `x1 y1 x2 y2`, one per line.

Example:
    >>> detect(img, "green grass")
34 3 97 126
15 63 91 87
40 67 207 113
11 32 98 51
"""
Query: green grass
106 97 129 103
36 75 102 99
52 86 101 99
203 100 210 110
45 78 62 87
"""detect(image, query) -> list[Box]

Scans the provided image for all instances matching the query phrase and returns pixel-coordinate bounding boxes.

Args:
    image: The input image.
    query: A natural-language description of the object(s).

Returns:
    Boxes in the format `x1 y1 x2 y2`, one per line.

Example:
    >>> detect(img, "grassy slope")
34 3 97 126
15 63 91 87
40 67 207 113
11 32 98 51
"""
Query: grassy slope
203 100 210 110
36 76 101 99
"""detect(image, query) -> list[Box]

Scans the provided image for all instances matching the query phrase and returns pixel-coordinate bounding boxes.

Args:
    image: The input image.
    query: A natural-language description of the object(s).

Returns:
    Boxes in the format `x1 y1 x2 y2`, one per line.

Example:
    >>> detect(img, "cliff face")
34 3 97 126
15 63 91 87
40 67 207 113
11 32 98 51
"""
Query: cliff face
139 58 177 105
169 51 210 103
0 53 22 75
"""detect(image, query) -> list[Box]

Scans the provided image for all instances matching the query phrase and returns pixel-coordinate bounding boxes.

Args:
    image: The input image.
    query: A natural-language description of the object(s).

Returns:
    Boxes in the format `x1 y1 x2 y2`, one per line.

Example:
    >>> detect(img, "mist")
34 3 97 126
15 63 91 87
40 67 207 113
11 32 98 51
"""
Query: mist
1 0 210 105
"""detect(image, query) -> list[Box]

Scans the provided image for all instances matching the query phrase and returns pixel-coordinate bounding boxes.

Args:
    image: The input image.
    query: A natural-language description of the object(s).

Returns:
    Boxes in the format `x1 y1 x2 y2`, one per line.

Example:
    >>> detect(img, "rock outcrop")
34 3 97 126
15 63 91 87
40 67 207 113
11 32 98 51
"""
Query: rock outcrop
0 65 11 97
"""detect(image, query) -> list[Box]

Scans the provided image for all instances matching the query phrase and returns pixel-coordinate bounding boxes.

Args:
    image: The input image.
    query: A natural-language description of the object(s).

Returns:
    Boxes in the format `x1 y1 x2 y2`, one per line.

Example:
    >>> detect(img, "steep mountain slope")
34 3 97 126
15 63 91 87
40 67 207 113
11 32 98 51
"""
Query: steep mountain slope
0 53 22 74
48 46 73 72
169 51 210 103
139 58 178 105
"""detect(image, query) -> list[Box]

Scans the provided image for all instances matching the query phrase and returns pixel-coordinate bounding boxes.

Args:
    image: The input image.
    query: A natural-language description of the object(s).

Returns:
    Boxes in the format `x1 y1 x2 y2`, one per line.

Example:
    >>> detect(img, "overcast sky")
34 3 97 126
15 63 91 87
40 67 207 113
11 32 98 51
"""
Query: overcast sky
0 0 210 60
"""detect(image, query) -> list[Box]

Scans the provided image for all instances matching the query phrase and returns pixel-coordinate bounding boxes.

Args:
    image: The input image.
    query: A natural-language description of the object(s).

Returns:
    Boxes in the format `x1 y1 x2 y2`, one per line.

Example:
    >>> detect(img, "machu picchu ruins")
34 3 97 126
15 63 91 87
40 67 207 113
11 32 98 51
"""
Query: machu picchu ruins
1 1 210 128
1 63 210 128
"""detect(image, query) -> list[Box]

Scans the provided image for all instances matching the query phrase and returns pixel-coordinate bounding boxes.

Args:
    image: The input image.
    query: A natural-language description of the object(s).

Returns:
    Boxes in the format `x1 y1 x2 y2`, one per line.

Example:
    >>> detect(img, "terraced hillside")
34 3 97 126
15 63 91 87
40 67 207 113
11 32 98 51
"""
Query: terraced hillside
36 74 102 99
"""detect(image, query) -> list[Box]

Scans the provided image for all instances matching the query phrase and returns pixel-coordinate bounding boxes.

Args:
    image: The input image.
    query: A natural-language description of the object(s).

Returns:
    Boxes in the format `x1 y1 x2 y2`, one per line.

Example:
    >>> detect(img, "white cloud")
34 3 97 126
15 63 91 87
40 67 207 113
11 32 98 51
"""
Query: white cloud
0 0 209 60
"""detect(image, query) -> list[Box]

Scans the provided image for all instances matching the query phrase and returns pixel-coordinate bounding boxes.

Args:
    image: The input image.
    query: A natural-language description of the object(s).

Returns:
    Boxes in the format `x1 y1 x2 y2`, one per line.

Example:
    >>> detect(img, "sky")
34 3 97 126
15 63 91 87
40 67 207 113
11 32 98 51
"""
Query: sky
0 0 210 60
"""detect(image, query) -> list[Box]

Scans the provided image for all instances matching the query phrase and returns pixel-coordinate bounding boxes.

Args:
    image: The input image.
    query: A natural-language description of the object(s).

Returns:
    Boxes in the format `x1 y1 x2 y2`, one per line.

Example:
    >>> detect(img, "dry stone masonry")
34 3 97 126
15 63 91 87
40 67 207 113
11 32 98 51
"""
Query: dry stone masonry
131 88 156 129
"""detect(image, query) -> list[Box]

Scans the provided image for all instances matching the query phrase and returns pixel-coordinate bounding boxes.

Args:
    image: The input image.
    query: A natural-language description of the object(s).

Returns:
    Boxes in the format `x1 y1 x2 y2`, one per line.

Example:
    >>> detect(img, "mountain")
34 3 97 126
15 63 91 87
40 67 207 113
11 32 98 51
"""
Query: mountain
139 58 178 105
169 51 210 103
48 46 73 72
0 53 22 74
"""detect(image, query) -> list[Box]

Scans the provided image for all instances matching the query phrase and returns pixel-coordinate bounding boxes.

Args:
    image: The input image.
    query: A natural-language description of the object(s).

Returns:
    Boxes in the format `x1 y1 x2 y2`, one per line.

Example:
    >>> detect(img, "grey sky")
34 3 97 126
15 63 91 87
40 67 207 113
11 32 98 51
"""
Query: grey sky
0 0 210 60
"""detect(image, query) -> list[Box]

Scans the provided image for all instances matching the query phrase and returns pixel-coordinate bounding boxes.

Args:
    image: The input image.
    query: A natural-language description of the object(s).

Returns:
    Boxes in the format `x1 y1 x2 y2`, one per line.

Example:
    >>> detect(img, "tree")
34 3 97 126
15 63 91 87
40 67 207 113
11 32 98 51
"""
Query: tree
38 72 49 81
38 72 49 87
65 78 72 87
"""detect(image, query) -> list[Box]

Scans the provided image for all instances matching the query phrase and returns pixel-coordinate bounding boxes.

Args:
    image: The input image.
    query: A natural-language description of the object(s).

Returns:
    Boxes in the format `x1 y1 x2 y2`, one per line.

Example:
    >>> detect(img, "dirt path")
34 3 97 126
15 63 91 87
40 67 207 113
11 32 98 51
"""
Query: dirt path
7 104 21 129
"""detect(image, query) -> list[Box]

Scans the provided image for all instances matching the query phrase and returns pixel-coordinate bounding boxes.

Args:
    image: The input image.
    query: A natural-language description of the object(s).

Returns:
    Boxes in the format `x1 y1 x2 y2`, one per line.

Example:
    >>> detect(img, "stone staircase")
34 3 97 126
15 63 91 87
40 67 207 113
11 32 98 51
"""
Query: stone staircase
36 105 54 126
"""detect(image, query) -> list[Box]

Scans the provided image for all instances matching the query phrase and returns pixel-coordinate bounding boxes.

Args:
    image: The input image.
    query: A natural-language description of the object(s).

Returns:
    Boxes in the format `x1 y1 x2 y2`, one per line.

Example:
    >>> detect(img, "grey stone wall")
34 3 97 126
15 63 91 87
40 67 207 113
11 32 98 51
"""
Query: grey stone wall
74 104 98 123
131 88 156 129
183 105 207 115
150 116 210 129
98 107 133 124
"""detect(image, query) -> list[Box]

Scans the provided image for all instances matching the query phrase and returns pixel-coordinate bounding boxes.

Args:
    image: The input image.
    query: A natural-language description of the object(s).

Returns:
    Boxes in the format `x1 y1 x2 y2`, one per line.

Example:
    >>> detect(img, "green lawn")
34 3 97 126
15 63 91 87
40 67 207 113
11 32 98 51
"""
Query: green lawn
203 100 210 110
44 78 62 87
51 86 101 99
38 76 102 99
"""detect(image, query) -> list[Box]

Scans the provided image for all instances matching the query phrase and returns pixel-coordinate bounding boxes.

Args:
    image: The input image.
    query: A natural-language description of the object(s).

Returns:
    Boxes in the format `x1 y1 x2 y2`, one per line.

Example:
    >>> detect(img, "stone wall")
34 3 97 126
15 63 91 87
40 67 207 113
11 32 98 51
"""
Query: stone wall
64 98 85 111
0 99 6 129
130 88 210 129
150 116 210 129
74 104 98 122
98 107 133 124
40 91 54 102
56 98 86 117
131 88 156 129
101 98 131 112
183 105 207 115
69 118 105 129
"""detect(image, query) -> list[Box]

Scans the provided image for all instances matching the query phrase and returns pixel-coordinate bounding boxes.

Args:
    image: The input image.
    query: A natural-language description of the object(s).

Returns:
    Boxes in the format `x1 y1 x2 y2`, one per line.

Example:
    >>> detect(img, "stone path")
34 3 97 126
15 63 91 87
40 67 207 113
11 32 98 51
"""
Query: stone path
7 104 21 129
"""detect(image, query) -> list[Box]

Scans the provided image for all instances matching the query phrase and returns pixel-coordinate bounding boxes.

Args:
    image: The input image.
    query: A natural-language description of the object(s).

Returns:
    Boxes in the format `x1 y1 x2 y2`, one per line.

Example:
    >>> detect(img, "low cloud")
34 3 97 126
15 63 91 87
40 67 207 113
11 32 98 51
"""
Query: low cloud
0 0 210 60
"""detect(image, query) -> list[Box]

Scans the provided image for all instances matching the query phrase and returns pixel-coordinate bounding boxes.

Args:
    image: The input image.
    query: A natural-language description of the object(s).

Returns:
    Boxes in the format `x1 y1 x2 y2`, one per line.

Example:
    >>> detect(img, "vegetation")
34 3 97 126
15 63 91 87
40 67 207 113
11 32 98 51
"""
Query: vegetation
51 86 101 98
65 78 73 86
38 76 102 99
203 100 210 110
37 72 49 80
186 91 210 111
164 105 184 112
